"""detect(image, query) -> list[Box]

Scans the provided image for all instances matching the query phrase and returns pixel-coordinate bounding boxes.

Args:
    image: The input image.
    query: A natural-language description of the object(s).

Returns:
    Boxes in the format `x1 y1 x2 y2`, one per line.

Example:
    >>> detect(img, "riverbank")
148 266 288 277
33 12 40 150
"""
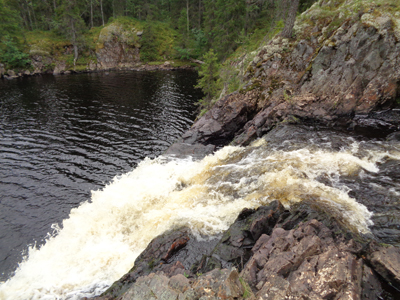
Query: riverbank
0 61 196 80
0 17 197 80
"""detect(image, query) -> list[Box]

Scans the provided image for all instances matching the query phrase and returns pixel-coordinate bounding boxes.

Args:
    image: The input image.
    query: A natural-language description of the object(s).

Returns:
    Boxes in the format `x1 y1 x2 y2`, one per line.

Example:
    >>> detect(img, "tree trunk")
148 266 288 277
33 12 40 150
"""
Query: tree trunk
198 0 201 28
113 0 115 19
24 0 33 30
29 0 38 29
245 1 249 35
281 0 299 38
186 0 190 33
100 0 105 26
71 20 78 67
17 0 29 29
90 0 93 28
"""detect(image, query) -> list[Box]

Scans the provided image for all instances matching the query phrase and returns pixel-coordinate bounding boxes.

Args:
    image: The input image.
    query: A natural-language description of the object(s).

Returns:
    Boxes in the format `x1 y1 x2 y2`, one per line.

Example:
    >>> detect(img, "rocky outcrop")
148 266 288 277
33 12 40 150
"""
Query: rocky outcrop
92 201 400 300
109 269 245 300
96 23 141 70
173 0 400 153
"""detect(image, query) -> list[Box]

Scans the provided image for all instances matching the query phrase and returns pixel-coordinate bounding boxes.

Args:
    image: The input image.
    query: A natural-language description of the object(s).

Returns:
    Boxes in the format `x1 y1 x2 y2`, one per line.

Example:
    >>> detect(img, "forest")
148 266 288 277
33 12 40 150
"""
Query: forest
1 0 317 64
0 0 317 110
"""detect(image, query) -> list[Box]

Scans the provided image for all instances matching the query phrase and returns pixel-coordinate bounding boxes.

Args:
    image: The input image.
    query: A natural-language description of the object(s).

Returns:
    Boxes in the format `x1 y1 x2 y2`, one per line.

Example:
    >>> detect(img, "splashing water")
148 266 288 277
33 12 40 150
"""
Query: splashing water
1 132 399 300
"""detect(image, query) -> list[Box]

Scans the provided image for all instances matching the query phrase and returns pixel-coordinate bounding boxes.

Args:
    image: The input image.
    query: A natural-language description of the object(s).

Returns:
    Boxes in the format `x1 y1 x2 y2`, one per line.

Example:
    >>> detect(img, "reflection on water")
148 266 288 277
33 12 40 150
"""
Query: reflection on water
0 70 201 282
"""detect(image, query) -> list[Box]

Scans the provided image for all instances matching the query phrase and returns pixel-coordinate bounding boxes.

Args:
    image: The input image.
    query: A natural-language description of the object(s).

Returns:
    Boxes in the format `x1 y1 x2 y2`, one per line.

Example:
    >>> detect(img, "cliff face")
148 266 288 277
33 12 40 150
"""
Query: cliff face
175 0 400 154
95 23 141 70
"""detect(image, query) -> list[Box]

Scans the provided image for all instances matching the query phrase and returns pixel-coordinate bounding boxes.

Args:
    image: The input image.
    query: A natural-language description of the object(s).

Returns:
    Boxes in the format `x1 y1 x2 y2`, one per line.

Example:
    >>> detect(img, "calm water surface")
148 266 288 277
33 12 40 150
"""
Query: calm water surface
0 70 201 281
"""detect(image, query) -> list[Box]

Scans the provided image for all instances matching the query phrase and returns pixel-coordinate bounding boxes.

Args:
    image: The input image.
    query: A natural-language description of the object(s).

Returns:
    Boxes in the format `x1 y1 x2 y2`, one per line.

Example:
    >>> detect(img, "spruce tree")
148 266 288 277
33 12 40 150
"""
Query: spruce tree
196 48 221 111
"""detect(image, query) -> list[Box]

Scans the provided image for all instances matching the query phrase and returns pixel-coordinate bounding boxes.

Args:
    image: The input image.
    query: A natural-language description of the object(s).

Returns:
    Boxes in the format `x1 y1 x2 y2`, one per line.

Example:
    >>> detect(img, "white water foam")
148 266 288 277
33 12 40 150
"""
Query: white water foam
0 140 392 300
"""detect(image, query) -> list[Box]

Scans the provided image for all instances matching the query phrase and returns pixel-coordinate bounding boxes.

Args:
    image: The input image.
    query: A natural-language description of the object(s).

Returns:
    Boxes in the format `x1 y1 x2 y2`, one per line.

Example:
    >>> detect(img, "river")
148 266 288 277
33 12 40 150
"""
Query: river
0 70 201 297
0 71 399 299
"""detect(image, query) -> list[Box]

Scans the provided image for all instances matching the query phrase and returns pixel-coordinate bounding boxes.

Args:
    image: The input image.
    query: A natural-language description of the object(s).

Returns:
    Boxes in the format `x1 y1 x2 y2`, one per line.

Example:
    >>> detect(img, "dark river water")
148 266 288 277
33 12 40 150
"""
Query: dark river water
0 70 201 282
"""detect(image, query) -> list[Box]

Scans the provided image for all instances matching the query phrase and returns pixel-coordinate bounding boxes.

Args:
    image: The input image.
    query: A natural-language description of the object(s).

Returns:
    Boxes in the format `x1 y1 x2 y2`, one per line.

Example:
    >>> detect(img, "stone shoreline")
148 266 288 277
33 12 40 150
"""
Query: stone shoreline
0 62 195 80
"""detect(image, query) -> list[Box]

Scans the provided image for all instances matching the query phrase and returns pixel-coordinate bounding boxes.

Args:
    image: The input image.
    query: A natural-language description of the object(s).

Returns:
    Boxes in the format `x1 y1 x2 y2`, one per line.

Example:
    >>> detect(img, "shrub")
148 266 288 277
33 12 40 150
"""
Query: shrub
0 36 30 69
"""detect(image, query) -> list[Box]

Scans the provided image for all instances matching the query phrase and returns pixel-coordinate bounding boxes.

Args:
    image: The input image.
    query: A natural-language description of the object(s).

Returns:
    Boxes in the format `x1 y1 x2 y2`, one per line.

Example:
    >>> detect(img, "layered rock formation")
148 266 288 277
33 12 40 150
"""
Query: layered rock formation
170 0 400 156
95 23 141 70
93 201 400 300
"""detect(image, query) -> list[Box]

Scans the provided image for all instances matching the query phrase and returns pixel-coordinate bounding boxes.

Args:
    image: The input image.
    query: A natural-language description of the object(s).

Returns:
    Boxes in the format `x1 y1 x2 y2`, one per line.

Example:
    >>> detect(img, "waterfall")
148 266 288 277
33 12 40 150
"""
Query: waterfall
1 131 399 300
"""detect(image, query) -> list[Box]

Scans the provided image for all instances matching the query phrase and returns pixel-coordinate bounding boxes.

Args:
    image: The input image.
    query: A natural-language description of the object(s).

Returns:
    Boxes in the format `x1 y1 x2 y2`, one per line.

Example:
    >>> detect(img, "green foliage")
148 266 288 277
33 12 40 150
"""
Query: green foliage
203 0 246 60
140 22 160 62
220 63 241 94
0 36 30 69
0 0 22 38
177 8 189 47
175 47 191 60
196 49 221 110
239 277 252 299
192 28 207 57
0 0 28 68
299 0 318 12
140 20 177 62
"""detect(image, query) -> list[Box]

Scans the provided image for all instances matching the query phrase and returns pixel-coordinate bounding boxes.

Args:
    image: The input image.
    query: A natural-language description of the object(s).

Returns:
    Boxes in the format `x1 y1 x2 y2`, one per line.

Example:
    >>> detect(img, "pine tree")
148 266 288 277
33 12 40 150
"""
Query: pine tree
281 0 299 38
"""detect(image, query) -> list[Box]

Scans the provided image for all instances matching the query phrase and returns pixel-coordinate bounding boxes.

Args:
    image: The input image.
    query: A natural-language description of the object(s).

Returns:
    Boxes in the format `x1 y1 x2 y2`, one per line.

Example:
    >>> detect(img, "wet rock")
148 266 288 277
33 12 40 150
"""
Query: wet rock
387 131 400 141
197 201 284 274
368 245 400 286
99 227 219 299
164 143 215 159
96 201 400 300
349 113 400 137
180 91 260 147
362 265 383 300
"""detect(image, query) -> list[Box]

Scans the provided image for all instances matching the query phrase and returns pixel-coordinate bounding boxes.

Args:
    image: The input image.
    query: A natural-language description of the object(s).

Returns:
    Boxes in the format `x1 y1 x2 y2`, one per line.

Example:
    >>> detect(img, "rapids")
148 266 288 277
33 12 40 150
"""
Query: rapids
0 124 399 299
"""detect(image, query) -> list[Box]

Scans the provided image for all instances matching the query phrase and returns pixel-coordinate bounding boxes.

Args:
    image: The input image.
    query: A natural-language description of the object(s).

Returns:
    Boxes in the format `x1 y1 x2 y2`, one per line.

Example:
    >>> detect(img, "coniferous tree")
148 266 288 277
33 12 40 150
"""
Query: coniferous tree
0 0 21 38
196 48 221 110
55 0 87 66
281 0 299 38
0 0 30 68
